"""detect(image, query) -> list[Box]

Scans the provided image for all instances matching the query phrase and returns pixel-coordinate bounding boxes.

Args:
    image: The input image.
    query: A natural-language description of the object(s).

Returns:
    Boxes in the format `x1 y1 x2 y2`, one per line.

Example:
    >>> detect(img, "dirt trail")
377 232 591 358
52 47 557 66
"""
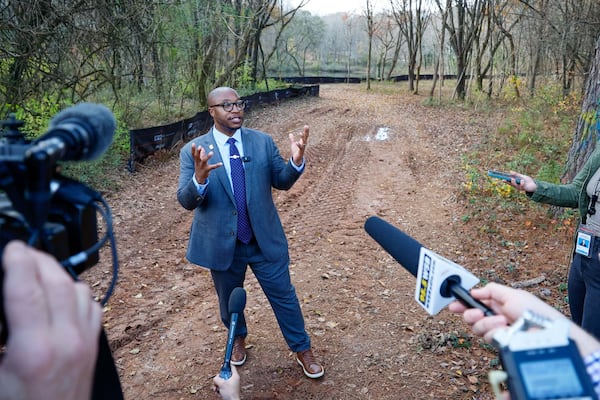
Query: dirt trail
83 84 537 399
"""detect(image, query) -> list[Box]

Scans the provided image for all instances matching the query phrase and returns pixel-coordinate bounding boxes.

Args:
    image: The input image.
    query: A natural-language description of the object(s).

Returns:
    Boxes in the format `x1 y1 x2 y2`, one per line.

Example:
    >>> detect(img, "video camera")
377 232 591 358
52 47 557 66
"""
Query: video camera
0 103 119 344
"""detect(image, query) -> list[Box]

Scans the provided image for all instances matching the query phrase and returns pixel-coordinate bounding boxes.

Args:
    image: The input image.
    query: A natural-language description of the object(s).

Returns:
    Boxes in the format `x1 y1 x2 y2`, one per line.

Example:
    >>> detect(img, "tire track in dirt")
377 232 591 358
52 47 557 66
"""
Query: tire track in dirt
288 120 371 235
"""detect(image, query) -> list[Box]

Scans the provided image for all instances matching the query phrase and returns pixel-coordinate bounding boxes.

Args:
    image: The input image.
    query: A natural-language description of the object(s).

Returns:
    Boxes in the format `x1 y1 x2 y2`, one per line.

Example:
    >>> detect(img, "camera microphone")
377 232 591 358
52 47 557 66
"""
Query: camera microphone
23 103 116 234
30 102 116 162
364 216 494 316
219 287 247 380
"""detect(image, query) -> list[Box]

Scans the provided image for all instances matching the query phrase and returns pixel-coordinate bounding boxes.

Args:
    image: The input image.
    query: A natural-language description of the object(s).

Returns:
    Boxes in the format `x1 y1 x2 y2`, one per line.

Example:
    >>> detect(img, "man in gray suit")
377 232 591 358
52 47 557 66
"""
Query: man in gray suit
177 87 324 379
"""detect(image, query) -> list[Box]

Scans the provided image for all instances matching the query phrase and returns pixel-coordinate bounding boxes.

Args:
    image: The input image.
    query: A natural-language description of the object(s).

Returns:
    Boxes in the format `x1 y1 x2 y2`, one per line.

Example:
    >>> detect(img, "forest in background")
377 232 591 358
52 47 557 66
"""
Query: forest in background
2 1 599 123
0 0 599 189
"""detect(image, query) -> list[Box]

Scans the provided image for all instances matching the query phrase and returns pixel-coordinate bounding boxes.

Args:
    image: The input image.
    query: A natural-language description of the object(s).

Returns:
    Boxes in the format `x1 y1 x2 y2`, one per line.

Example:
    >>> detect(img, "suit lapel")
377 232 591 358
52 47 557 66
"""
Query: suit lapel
206 130 235 203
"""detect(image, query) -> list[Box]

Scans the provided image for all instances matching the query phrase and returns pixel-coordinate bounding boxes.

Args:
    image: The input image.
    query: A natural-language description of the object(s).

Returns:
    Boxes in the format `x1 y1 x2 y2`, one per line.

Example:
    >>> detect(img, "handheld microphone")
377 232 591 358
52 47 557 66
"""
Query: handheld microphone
219 287 247 380
30 102 116 162
364 216 494 316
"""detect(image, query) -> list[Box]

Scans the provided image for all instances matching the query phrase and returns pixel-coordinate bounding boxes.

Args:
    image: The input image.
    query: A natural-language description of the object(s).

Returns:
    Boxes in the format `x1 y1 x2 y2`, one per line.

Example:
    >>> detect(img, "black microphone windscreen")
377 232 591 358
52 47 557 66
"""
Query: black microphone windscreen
49 102 116 160
364 216 421 277
228 287 246 314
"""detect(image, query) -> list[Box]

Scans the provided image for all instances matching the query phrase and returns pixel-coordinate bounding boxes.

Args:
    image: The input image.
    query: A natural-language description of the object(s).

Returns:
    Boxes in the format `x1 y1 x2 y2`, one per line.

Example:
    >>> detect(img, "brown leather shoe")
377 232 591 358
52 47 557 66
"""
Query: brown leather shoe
296 349 324 378
231 336 246 366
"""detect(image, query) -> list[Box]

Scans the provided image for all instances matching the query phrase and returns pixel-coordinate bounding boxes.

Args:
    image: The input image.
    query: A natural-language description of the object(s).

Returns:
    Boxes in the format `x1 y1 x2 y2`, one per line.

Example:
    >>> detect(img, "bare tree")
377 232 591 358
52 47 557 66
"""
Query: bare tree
429 0 451 100
518 0 600 96
0 1 121 114
434 0 488 100
261 7 322 79
342 14 357 82
250 0 309 88
391 0 431 93
365 0 376 89
374 14 403 80
518 0 549 97
481 0 524 97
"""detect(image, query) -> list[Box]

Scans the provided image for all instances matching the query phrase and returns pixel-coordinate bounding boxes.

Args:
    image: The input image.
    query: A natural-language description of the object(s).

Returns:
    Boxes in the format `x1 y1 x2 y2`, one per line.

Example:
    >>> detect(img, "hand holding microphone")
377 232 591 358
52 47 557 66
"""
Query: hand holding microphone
213 365 241 400
364 216 600 399
364 216 494 316
219 287 247 380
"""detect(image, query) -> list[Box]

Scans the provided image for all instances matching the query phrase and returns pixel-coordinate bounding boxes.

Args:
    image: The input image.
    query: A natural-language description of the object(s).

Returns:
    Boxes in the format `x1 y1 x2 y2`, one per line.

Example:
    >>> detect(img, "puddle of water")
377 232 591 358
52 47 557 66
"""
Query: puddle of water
375 127 389 140
363 126 390 141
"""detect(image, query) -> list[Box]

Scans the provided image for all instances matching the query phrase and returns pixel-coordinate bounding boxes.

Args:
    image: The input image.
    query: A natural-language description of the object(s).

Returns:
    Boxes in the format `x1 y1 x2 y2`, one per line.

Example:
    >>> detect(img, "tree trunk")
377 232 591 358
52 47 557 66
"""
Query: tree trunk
429 0 451 100
563 34 600 181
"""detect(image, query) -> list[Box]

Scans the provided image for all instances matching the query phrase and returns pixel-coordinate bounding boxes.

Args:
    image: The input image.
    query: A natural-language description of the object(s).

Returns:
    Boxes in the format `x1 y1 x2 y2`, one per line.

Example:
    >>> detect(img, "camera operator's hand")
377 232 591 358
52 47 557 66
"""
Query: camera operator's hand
213 365 241 400
448 282 600 357
0 241 102 400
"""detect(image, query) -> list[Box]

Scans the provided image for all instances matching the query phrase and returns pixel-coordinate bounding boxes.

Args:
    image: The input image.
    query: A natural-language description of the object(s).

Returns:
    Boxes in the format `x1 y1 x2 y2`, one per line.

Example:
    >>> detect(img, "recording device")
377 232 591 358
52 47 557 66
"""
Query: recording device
492 311 597 400
488 170 521 185
364 216 493 316
365 216 597 399
0 103 119 345
219 287 247 380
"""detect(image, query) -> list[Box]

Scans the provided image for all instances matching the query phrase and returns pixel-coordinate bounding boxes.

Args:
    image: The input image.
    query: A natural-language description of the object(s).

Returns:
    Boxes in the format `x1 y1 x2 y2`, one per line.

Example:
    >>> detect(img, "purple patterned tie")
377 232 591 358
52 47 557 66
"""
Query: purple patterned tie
227 138 253 244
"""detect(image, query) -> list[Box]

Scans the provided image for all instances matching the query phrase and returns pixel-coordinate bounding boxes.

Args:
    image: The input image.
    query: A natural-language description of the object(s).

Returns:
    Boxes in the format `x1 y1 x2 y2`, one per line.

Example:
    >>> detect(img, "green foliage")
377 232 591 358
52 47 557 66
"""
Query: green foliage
446 332 472 349
8 96 66 139
59 127 130 192
489 357 501 368
235 64 255 92
472 86 574 178
457 81 579 299
558 282 568 292
479 340 495 353
236 78 290 97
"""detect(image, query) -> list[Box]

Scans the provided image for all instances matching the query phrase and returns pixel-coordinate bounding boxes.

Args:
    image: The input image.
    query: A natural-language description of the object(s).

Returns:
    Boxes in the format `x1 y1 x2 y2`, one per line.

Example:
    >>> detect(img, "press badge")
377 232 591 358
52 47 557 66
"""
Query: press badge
575 229 592 257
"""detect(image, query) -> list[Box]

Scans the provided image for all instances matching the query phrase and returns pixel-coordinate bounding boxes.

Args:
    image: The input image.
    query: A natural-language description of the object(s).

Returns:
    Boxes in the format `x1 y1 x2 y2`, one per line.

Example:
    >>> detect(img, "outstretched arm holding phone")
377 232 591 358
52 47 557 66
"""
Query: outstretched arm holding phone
487 150 600 343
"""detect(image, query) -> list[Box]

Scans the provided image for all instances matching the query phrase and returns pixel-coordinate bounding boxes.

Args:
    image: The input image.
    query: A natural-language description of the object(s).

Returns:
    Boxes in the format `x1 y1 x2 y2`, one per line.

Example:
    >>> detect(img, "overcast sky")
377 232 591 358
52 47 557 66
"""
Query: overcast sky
295 0 383 15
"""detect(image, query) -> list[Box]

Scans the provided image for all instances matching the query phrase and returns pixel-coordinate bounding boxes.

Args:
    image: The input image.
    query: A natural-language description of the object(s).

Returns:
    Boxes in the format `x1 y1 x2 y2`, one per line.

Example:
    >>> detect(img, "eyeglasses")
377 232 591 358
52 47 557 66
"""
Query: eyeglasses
208 100 247 112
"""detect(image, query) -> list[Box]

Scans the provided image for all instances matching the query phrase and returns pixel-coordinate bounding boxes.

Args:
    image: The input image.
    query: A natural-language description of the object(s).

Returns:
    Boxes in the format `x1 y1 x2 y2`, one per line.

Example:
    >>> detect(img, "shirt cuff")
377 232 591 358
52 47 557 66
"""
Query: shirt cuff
290 158 305 172
193 175 208 195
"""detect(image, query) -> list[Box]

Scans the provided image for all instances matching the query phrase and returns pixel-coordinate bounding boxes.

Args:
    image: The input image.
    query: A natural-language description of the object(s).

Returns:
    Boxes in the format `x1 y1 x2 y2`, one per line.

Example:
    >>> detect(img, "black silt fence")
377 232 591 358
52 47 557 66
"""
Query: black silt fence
128 85 319 172
277 76 361 84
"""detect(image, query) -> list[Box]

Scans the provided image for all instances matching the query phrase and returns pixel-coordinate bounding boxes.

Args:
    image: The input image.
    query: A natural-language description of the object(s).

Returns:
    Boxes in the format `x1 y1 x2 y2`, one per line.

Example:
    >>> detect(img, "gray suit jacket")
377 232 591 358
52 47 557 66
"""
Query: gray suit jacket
177 127 302 271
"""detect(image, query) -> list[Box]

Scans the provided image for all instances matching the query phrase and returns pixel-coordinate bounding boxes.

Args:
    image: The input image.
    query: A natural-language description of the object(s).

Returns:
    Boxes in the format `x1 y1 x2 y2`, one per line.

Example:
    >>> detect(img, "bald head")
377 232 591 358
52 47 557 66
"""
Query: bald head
207 86 244 134
208 87 239 106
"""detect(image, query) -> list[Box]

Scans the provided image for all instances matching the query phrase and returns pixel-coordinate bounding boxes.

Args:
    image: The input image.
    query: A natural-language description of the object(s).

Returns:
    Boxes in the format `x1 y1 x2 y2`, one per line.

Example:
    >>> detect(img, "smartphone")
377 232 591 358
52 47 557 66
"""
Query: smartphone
488 170 521 185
